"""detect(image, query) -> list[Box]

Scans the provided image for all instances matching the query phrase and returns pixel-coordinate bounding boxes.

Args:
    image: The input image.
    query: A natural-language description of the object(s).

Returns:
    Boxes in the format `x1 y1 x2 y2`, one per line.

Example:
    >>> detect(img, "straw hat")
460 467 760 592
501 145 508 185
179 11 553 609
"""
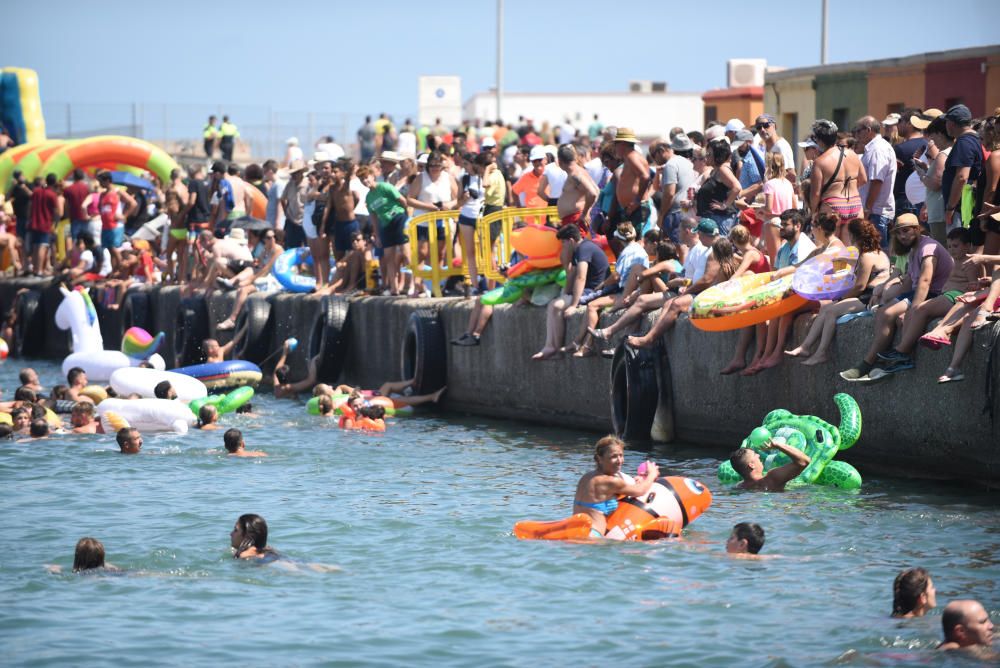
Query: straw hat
614 127 639 144
229 228 248 245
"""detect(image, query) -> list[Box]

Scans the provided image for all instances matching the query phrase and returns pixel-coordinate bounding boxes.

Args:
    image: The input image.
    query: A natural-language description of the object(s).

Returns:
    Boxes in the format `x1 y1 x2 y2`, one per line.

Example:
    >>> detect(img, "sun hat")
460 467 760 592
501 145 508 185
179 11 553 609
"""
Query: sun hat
894 213 920 229
229 228 248 245
671 134 693 151
480 136 497 148
882 112 901 126
797 136 819 149
614 127 639 144
379 151 401 163
910 108 943 130
416 153 429 165
287 159 307 174
286 137 299 146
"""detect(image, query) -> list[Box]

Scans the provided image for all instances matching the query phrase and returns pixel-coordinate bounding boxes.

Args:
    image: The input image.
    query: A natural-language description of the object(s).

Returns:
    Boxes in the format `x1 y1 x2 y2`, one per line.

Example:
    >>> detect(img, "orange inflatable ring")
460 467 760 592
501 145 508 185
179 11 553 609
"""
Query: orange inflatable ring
511 224 559 258
691 272 809 332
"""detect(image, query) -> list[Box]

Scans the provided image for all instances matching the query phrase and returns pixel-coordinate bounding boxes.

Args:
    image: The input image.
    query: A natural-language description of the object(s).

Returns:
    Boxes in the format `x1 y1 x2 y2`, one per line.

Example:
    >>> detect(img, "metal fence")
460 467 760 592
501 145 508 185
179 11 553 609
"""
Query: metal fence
41 102 417 161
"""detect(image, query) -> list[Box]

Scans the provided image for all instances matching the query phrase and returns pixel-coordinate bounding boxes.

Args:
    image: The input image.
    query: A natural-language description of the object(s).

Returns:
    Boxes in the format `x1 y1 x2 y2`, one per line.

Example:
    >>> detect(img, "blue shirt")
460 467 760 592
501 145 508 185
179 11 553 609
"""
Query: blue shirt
738 146 765 190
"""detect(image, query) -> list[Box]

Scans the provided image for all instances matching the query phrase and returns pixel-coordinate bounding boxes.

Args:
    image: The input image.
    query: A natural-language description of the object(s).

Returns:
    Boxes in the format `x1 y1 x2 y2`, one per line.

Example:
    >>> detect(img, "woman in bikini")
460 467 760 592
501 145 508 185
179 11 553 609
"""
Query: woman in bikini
809 119 867 245
573 436 659 538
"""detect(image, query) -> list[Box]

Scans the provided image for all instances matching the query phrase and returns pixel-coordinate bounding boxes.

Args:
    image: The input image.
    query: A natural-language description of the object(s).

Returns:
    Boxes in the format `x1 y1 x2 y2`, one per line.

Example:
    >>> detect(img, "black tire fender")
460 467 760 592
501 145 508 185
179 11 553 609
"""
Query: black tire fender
14 290 43 357
121 291 151 334
174 296 210 366
308 296 349 382
400 309 447 396
610 343 659 440
233 296 273 363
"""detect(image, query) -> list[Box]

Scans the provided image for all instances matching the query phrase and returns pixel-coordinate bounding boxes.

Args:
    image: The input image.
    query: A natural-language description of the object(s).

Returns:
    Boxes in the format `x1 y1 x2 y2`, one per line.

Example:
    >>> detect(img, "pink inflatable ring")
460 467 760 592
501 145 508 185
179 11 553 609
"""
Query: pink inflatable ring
792 246 859 301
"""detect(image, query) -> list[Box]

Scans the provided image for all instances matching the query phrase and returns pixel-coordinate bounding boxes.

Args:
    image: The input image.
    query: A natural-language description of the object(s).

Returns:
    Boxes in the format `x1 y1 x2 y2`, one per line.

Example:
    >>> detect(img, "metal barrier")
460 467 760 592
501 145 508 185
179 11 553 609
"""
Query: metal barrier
475 207 561 282
406 210 465 297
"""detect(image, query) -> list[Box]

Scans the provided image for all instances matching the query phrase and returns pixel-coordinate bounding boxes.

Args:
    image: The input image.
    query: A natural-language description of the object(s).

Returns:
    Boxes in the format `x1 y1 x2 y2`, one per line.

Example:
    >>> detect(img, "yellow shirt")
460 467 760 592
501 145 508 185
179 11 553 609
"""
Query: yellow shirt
484 169 506 207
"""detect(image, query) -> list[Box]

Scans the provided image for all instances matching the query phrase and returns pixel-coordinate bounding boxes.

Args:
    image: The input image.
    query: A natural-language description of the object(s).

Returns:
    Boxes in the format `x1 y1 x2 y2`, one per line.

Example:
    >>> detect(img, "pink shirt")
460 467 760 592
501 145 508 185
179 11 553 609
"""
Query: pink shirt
762 177 795 216
907 235 954 294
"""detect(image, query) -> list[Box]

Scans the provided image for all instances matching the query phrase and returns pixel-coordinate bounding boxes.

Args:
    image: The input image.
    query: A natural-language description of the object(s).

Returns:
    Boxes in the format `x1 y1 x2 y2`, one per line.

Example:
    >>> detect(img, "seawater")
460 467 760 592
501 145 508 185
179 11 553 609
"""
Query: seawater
1 360 998 667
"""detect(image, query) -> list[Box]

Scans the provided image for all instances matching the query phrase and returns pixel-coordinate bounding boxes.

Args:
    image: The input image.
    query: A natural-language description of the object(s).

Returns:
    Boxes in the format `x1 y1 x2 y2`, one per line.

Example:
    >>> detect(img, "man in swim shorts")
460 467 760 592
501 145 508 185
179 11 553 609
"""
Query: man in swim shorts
729 436 811 492
573 435 660 537
726 522 765 555
939 600 995 654
324 159 361 262
555 144 598 235
612 128 652 238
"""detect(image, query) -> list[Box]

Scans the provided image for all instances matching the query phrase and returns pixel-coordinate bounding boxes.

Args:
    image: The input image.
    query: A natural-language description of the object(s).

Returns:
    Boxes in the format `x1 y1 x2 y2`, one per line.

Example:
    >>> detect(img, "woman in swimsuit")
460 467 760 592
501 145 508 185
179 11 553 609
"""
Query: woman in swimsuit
231 514 279 560
785 218 890 365
572 436 659 538
809 119 867 245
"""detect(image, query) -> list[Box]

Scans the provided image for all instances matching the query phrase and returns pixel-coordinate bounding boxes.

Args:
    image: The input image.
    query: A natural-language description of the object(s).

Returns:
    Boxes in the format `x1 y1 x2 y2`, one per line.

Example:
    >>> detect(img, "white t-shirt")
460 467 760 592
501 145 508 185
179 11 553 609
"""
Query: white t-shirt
904 148 928 206
584 157 609 188
80 248 112 277
543 163 567 198
684 241 711 283
397 132 417 158
663 155 696 213
459 175 484 218
286 146 304 164
317 142 345 161
350 178 369 216
558 124 576 144
772 137 795 173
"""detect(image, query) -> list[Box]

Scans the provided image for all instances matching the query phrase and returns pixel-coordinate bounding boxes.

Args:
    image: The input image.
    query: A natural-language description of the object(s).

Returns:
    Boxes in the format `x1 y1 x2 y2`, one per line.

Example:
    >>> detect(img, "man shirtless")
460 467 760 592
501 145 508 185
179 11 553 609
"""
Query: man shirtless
202 337 237 363
555 144 598 233
613 127 652 235
323 159 361 261
939 600 995 655
728 436 811 491
70 402 100 434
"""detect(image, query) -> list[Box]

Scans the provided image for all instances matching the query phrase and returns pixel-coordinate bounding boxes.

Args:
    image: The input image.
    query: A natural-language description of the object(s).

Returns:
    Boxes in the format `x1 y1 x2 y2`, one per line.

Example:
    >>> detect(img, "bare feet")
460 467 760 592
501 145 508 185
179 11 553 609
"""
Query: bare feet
625 335 653 349
587 327 607 341
720 360 745 375
784 346 809 358
431 386 447 403
531 348 560 360
757 354 782 370
800 353 828 366
739 364 761 376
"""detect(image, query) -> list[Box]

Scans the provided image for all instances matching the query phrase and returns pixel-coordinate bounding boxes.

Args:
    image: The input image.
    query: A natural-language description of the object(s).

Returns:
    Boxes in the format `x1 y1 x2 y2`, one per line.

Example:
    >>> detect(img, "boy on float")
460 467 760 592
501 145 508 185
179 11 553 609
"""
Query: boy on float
573 435 659 538
728 436 811 492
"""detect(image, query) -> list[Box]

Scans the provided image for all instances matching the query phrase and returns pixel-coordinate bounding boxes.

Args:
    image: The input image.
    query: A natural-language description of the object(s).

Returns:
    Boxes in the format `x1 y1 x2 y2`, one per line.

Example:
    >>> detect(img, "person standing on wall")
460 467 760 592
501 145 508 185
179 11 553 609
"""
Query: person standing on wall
219 115 239 162
855 116 898 248
203 115 220 158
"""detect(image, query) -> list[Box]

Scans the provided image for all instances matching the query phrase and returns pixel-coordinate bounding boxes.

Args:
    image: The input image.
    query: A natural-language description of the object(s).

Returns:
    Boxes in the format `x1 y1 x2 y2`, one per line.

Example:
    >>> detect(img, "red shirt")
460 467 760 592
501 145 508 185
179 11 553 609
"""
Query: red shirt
29 187 58 233
63 181 90 221
99 190 120 231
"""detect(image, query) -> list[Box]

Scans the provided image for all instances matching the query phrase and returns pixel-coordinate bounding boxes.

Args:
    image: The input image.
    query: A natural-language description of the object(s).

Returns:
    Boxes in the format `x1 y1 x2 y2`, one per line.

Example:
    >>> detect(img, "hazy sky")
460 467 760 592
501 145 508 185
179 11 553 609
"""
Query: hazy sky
8 0 997 114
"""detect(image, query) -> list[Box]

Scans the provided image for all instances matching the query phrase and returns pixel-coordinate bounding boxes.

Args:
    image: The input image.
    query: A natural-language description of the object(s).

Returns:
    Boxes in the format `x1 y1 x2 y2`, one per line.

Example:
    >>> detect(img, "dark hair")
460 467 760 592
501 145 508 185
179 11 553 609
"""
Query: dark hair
67 367 86 386
153 381 173 399
847 218 881 254
643 228 662 243
729 448 756 478
223 428 243 453
732 522 765 554
30 419 49 437
116 427 139 448
71 402 94 418
712 238 740 280
14 386 36 402
811 119 839 148
275 365 290 384
655 240 679 262
235 402 252 414
892 567 931 617
46 173 58 187
947 227 971 245
813 212 838 238
262 159 278 172
555 223 581 242
0 424 13 440
926 116 948 138
198 404 218 426
779 209 806 228
686 130 705 148
73 537 106 572
72 168 85 181
50 384 70 400
359 404 385 420
244 163 263 181
708 139 731 165
227 163 241 176
557 144 577 164
233 514 268 557
29 402 46 420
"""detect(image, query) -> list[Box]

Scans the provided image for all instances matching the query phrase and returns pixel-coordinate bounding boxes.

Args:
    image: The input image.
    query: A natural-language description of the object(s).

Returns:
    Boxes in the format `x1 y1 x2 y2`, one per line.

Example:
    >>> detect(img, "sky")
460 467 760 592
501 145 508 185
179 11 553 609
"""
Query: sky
4 0 997 148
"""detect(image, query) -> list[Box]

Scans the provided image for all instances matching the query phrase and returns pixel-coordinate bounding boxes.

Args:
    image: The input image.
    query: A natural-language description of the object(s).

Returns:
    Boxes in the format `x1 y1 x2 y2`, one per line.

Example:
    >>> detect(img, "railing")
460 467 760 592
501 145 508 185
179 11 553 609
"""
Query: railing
405 210 465 297
476 206 561 282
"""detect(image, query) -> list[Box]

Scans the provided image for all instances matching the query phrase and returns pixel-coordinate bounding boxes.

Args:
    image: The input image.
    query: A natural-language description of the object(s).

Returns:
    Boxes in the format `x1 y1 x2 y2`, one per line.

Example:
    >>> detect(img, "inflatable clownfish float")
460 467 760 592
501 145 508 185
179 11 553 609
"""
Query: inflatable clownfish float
514 476 712 542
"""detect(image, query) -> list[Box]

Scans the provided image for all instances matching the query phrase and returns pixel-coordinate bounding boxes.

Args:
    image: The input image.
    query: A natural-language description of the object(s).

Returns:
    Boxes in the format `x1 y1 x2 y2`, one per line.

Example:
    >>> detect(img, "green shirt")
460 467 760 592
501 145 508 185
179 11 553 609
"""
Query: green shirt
366 182 406 225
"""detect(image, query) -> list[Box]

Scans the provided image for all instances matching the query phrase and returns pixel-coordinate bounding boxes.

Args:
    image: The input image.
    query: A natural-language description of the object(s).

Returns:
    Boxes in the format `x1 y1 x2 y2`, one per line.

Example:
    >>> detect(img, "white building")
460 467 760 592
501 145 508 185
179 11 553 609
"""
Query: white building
463 83 704 140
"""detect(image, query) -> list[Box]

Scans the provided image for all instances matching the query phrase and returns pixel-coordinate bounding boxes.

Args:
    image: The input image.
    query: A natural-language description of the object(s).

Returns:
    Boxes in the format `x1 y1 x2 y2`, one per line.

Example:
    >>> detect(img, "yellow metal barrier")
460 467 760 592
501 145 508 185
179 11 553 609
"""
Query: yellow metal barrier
475 206 561 282
406 210 466 297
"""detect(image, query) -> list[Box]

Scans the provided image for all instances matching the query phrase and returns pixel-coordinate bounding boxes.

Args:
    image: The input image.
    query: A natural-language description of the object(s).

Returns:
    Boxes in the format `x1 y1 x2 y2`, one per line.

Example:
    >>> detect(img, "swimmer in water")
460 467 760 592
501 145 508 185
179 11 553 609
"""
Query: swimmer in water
726 522 765 556
329 378 446 408
73 537 119 572
728 436 811 492
892 567 937 618
116 427 142 454
10 407 31 435
271 339 322 400
938 600 995 655
198 404 220 430
153 381 177 400
230 513 278 560
18 367 43 393
316 395 335 417
70 402 99 434
223 428 267 457
29 418 50 439
573 435 659 538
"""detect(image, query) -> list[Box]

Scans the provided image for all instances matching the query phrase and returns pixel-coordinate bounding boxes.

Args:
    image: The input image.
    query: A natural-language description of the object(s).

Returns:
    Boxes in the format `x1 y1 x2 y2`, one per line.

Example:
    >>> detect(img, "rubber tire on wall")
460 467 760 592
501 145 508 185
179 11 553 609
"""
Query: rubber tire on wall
308 296 349 382
13 290 43 357
121 291 151 334
233 296 272 363
400 309 447 396
610 342 659 440
174 296 210 367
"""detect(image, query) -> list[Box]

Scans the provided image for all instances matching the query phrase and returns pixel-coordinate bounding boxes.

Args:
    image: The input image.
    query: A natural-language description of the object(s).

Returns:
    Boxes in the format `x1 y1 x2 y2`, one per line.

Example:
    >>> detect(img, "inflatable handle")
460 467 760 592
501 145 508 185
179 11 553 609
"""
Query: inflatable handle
217 387 254 414
286 337 298 352
637 462 648 477
834 393 862 450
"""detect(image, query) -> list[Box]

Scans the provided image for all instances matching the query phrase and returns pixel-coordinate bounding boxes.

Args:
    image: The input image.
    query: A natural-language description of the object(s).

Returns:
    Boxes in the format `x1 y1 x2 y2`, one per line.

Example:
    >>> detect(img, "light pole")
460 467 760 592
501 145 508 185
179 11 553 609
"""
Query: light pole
821 0 828 65
496 0 504 121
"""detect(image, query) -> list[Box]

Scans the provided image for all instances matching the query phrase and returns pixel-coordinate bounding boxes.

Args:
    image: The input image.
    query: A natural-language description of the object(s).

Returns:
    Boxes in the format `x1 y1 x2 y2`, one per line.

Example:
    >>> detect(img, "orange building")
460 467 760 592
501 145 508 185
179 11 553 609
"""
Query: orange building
701 87 764 129
867 61 926 119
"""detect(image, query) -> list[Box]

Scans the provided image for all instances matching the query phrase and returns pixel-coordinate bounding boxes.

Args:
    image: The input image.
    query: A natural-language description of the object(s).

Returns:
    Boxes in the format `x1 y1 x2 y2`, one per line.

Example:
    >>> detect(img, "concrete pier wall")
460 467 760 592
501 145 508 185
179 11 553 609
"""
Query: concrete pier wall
2 279 998 482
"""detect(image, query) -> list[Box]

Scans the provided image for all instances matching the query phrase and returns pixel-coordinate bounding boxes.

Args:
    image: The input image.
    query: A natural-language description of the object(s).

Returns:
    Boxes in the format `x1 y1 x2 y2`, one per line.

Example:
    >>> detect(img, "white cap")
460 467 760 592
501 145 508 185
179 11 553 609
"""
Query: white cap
882 113 901 126
529 146 547 161
416 153 429 165
797 137 818 149
286 136 299 145
480 136 497 148
705 125 726 143
725 119 745 133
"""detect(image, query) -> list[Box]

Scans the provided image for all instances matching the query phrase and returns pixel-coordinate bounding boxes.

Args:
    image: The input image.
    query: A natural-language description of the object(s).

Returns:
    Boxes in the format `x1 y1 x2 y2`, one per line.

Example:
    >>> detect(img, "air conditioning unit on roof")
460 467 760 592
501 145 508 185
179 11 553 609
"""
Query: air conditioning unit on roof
630 80 651 93
727 59 767 88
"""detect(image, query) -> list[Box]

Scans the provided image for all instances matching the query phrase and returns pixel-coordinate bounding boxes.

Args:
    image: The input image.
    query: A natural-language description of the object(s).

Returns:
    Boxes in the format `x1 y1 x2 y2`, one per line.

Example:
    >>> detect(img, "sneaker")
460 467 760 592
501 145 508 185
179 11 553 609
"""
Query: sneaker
881 357 915 374
454 334 480 347
451 333 473 345
839 365 871 381
217 318 236 331
876 348 909 363
216 277 235 290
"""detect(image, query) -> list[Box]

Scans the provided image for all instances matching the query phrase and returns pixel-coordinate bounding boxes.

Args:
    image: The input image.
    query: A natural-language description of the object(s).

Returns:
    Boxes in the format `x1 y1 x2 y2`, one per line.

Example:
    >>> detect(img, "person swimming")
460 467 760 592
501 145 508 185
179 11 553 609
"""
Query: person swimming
572 435 659 538
892 567 937 618
73 537 118 572
223 428 267 457
230 514 278 560
726 522 766 556
198 404 220 430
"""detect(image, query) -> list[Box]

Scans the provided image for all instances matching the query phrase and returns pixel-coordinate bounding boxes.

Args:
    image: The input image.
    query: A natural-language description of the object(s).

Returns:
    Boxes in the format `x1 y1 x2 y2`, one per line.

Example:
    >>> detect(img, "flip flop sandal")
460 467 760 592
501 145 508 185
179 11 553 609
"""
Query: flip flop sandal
919 334 951 350
938 369 965 384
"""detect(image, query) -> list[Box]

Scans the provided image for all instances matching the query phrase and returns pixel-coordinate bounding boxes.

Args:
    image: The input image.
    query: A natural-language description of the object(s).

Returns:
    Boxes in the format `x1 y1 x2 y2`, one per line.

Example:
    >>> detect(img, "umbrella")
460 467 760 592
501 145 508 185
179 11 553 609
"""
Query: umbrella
229 216 273 232
110 170 155 191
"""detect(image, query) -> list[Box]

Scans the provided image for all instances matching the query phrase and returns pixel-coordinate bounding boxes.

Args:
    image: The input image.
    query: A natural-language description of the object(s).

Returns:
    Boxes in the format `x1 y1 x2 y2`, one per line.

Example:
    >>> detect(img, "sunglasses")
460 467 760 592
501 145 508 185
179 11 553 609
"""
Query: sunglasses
755 122 772 131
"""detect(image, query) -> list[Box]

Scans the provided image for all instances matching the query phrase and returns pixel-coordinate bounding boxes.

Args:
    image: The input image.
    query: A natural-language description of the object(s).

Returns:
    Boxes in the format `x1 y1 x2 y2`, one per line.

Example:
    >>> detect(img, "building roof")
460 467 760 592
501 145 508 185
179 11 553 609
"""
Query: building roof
765 44 1000 83
702 86 764 101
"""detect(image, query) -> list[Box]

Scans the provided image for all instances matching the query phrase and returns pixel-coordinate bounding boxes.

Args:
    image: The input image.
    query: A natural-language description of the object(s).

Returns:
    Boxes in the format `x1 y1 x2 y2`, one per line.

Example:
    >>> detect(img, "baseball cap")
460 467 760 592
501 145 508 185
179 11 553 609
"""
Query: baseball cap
942 104 972 124
416 153 429 165
480 136 497 148
910 108 943 130
379 151 401 163
725 119 745 133
882 112 901 126
731 129 755 150
705 125 726 143
529 146 547 161
694 219 719 236
797 136 818 149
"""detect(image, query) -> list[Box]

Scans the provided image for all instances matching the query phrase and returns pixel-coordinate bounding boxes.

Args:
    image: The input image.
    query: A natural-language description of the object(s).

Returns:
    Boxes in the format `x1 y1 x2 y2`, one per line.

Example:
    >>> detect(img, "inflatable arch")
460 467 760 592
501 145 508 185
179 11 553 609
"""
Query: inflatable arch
0 67 46 145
